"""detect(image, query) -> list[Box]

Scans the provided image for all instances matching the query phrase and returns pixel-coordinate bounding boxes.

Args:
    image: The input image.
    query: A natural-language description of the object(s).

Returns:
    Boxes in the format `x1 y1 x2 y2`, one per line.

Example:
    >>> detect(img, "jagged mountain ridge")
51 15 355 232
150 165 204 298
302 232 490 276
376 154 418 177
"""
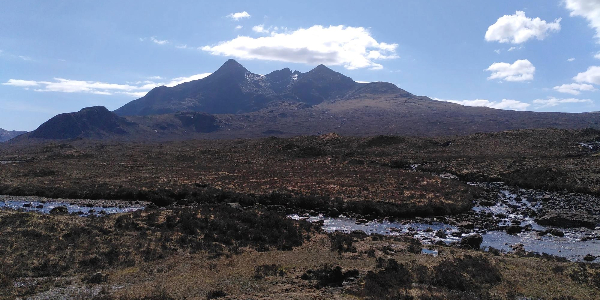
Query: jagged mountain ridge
114 59 411 116
0 128 26 142
10 60 600 142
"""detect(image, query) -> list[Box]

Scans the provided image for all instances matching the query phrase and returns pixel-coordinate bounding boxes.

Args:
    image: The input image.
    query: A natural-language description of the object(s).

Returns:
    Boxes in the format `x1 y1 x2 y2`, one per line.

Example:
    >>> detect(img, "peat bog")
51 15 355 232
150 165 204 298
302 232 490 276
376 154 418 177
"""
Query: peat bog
1 128 600 299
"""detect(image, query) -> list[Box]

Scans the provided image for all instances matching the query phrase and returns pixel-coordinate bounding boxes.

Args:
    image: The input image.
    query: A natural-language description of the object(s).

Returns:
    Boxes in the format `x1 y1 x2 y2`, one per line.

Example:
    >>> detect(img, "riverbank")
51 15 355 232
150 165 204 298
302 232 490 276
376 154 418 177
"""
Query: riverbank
1 206 600 299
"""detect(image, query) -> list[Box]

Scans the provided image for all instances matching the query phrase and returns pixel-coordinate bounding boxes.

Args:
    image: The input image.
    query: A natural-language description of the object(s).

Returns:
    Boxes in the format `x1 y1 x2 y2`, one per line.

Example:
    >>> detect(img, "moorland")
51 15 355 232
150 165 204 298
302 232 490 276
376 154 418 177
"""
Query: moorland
1 128 600 299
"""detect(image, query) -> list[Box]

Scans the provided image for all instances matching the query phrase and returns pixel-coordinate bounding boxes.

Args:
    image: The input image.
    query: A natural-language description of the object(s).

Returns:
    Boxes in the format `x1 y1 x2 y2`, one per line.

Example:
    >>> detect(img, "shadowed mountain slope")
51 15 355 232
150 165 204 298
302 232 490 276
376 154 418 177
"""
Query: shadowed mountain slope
26 106 135 140
114 59 385 116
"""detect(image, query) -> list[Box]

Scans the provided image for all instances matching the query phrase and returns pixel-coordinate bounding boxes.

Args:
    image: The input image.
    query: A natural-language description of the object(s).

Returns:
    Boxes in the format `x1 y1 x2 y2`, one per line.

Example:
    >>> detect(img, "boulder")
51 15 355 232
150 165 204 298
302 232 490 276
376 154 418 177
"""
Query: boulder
536 211 597 229
49 206 69 215
460 233 483 249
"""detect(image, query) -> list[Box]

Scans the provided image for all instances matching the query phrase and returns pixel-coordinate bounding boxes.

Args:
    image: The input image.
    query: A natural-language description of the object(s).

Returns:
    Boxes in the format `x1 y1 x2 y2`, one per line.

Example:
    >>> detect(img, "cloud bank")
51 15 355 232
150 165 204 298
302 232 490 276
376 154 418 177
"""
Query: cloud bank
485 11 561 44
202 25 398 70
434 98 530 111
2 73 211 98
486 59 535 82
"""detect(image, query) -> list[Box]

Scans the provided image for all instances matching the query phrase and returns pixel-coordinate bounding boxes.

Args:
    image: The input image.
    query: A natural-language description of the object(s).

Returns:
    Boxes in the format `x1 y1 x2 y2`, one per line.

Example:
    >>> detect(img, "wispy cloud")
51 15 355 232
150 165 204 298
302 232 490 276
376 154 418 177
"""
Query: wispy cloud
533 97 593 107
2 73 212 97
2 79 39 87
227 11 251 21
568 57 576 62
553 83 595 95
150 36 169 45
202 25 398 70
252 24 270 34
434 98 530 111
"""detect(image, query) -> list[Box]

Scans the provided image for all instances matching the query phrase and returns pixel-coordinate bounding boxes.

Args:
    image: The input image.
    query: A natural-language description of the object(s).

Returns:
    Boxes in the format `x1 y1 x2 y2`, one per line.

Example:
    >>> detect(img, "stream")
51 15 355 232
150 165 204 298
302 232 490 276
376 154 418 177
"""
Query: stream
1 182 599 262
0 195 145 216
290 182 600 262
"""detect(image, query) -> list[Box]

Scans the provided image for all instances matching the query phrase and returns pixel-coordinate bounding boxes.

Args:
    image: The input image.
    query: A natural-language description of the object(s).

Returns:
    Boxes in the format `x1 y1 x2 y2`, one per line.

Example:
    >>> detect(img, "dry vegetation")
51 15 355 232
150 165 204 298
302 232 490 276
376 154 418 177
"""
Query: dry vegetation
1 128 600 299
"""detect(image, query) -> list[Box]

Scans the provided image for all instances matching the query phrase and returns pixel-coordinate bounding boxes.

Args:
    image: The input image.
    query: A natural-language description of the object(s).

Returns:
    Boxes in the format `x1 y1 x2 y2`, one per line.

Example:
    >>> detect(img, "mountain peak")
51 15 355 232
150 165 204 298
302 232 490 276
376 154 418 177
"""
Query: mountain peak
312 64 333 72
214 59 248 74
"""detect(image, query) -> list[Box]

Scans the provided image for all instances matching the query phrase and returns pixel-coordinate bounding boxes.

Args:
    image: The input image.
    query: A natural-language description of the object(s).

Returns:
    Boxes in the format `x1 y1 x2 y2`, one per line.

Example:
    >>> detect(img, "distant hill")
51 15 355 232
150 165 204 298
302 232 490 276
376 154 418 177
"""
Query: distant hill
9 60 600 142
0 128 26 142
26 106 136 140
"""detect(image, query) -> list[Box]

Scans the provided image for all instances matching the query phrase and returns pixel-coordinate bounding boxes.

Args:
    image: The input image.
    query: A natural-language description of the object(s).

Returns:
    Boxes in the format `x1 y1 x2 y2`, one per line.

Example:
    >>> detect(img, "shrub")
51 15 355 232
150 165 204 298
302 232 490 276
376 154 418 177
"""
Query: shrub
432 255 502 291
301 264 359 288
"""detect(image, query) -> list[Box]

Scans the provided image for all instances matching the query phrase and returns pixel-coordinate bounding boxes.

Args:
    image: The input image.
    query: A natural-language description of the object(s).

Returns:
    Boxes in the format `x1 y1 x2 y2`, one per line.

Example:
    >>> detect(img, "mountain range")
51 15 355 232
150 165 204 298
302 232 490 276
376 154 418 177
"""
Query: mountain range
0 128 26 142
9 59 600 142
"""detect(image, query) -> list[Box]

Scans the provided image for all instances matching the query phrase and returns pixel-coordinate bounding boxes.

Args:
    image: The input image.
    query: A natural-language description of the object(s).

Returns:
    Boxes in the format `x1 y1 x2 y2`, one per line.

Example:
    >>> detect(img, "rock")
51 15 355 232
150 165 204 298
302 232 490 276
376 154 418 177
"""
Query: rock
536 211 597 229
460 233 483 249
511 243 526 254
85 272 108 284
49 206 68 215
227 202 242 209
506 225 523 235
457 221 475 229
545 228 565 237
584 254 596 262
435 229 447 238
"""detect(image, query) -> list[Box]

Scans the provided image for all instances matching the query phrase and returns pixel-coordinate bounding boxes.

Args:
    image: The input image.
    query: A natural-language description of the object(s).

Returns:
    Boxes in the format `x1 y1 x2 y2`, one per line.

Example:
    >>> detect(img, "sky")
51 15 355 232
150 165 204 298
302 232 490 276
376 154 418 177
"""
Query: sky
3 0 600 131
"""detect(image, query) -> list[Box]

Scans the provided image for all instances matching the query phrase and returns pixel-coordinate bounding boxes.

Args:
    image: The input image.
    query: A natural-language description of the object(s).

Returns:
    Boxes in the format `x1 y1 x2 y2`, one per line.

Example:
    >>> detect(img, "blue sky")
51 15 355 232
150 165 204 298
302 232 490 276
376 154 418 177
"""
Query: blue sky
2 0 600 131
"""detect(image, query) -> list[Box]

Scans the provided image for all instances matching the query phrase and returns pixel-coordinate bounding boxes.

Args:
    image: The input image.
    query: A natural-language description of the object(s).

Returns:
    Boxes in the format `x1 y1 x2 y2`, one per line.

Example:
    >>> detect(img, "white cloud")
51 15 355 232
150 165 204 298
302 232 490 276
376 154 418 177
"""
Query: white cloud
227 11 250 21
485 11 561 44
533 97 593 107
486 59 535 82
565 0 600 42
2 79 39 87
175 44 188 49
574 65 600 84
595 52 600 59
568 57 576 62
235 25 243 30
494 49 501 54
2 73 212 97
150 37 169 45
553 83 596 95
18 55 32 61
202 25 398 70
508 46 523 51
435 98 531 111
165 73 212 87
252 24 269 34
